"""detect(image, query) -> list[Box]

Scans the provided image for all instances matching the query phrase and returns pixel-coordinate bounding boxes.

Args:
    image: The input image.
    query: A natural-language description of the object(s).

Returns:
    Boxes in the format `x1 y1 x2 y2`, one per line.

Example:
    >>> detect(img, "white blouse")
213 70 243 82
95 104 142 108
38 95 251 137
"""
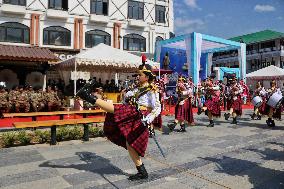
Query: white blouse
125 88 161 124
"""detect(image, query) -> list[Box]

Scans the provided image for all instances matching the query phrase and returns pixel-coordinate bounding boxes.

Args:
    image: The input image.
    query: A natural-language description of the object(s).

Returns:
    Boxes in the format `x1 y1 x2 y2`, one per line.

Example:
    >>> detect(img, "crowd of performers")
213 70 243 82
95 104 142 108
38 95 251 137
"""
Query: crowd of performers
76 55 283 181
251 80 283 127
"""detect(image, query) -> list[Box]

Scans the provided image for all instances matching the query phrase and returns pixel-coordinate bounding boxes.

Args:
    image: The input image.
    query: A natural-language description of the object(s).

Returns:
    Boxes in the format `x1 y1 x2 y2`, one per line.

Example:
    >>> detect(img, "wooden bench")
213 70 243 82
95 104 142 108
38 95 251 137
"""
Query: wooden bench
3 110 106 145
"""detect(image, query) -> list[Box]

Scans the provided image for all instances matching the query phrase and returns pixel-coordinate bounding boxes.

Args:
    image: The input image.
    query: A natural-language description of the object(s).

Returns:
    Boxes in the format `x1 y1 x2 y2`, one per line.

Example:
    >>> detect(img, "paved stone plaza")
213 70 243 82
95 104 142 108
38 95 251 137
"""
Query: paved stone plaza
0 110 283 189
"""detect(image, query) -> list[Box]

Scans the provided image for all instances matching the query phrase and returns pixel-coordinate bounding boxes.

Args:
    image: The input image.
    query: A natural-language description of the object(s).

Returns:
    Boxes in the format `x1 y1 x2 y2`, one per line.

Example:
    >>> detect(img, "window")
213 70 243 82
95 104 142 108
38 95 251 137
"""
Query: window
123 33 146 52
260 40 275 49
128 1 144 20
85 30 111 48
155 5 166 23
49 0 68 11
0 22 29 43
91 0 108 15
3 0 26 6
43 26 71 46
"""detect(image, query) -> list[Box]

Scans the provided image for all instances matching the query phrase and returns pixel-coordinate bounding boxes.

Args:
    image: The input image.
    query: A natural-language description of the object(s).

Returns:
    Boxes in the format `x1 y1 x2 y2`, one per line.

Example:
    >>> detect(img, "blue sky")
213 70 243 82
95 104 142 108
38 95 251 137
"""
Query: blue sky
174 0 284 38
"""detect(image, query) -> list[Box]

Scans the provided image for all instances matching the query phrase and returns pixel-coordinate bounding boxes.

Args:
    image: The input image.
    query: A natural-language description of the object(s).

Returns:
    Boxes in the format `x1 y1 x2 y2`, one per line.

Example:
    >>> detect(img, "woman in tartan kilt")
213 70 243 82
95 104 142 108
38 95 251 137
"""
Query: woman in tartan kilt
168 76 194 132
251 81 266 120
77 56 161 181
263 80 282 127
224 75 243 124
197 74 221 127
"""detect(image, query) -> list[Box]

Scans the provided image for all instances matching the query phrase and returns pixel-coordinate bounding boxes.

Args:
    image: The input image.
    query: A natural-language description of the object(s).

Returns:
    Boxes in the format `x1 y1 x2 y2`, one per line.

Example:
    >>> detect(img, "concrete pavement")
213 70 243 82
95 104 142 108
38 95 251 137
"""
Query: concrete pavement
0 110 283 189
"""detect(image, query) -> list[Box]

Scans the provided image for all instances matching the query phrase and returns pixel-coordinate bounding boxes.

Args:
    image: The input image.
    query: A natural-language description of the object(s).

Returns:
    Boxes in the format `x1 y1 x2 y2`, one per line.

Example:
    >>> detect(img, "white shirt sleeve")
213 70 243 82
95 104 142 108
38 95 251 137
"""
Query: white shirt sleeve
145 91 161 124
182 88 193 96
238 85 243 94
212 85 220 90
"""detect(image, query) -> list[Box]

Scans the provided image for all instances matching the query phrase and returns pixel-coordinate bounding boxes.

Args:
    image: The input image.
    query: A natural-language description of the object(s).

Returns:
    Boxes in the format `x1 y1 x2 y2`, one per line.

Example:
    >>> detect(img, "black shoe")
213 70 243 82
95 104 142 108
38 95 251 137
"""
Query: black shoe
207 120 214 127
266 118 274 127
197 107 202 115
128 164 148 181
76 80 98 104
224 113 230 120
168 122 177 131
231 118 237 124
250 113 256 120
257 115 261 120
179 124 186 132
205 110 208 116
270 120 276 127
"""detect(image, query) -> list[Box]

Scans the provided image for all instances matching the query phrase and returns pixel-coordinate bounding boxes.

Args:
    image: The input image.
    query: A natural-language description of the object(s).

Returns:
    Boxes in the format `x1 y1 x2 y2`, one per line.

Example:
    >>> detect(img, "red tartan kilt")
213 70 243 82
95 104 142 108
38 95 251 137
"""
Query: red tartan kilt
204 96 221 117
258 97 267 114
263 103 282 120
152 114 162 128
227 96 243 115
175 97 194 123
103 104 149 157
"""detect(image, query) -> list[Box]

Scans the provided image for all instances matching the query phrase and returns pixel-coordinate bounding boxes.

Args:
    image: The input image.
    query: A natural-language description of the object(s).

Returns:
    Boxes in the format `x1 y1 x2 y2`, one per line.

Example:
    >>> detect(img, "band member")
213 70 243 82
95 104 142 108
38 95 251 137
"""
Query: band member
240 80 249 104
251 82 265 120
168 76 194 132
14 86 30 113
224 75 243 124
197 74 221 127
77 59 161 181
30 86 46 112
0 84 11 116
45 85 61 111
196 80 206 112
152 77 166 131
265 80 282 127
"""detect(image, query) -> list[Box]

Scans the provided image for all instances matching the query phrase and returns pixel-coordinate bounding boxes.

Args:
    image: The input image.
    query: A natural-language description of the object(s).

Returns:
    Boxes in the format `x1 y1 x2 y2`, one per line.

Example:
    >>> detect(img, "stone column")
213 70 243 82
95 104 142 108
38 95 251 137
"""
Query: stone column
113 23 121 49
30 14 40 46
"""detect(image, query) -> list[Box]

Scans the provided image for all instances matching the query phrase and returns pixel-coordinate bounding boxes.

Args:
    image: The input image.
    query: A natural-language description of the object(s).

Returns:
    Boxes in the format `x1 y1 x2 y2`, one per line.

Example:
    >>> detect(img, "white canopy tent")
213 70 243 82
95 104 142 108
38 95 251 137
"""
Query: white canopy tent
55 43 160 95
246 65 284 80
246 65 284 89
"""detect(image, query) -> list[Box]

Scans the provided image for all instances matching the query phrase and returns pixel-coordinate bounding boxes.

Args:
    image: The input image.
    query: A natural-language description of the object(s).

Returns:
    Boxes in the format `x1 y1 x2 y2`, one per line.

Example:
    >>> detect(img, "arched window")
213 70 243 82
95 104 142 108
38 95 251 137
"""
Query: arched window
85 29 111 48
123 33 146 52
43 26 71 46
0 22 29 43
156 36 163 43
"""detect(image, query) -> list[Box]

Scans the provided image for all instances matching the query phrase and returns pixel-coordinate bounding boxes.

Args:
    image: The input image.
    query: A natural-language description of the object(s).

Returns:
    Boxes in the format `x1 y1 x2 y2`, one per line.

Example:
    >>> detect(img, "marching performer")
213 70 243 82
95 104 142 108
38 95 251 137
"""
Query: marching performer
240 80 249 105
168 76 194 132
77 59 161 181
224 75 243 124
152 75 167 132
265 80 282 127
197 74 221 127
251 81 266 120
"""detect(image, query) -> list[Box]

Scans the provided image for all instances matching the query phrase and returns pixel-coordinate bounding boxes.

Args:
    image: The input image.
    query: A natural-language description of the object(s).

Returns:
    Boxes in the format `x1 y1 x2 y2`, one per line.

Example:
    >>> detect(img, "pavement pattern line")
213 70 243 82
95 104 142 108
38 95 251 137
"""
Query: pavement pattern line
145 154 231 189
142 133 284 189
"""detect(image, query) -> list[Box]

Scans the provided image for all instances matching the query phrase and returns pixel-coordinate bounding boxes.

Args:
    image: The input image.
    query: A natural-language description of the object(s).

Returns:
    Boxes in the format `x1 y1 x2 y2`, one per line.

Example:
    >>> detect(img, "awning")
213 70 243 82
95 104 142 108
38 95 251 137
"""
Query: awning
55 43 159 72
246 65 284 80
0 44 59 62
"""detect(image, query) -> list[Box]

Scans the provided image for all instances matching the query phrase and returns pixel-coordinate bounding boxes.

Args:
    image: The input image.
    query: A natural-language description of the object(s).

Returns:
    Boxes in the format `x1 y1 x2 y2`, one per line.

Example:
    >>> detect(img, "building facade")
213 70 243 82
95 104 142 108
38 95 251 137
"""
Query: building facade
0 0 174 60
212 30 284 74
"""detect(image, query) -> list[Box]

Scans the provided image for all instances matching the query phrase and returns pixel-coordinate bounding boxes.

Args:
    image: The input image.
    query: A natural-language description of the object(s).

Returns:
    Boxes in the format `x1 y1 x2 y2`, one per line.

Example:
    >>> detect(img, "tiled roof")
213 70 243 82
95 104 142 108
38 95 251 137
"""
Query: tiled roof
229 30 284 44
0 44 59 62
